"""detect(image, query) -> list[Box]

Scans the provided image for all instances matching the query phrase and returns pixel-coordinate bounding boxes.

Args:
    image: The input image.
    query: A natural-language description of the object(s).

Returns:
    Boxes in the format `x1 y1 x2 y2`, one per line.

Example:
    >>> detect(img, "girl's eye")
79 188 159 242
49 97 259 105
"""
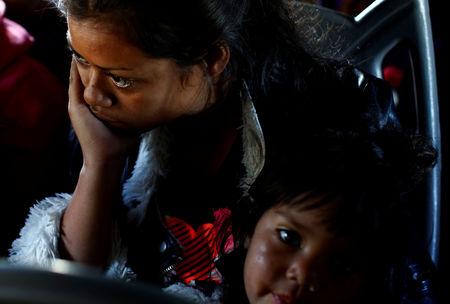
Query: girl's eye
277 229 301 248
109 74 134 89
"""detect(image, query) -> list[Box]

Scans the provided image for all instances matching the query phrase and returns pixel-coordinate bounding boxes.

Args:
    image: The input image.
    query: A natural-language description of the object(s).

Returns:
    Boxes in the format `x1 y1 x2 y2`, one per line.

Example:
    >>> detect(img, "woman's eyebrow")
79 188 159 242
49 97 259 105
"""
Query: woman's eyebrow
67 43 85 61
66 38 133 72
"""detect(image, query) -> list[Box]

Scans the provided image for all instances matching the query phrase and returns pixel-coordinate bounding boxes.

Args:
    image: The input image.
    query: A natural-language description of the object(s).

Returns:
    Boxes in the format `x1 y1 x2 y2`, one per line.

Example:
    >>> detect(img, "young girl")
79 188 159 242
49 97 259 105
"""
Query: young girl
223 69 439 304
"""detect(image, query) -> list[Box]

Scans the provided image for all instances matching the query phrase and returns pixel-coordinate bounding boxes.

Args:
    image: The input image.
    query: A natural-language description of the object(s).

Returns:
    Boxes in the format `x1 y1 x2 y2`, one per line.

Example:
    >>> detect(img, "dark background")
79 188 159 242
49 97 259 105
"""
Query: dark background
319 0 449 289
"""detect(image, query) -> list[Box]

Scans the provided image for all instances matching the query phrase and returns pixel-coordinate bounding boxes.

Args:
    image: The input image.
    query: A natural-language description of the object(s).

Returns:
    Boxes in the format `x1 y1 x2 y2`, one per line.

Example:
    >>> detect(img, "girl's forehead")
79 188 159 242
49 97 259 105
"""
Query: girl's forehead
282 190 342 214
274 201 335 225
274 191 346 232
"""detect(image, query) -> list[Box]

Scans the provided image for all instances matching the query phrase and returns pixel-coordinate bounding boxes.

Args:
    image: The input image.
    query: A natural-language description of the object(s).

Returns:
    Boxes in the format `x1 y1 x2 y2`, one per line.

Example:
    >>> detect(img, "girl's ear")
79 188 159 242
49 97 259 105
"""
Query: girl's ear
205 42 230 81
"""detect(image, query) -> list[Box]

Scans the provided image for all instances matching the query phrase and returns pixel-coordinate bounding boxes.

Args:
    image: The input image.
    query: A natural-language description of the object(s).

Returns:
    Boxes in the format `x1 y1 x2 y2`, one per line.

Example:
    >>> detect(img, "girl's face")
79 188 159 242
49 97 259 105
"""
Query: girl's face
244 197 366 304
67 17 212 132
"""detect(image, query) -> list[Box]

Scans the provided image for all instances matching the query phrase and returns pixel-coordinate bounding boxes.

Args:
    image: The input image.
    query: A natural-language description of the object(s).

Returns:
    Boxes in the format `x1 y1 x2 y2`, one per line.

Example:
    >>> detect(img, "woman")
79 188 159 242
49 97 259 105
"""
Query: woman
9 0 397 301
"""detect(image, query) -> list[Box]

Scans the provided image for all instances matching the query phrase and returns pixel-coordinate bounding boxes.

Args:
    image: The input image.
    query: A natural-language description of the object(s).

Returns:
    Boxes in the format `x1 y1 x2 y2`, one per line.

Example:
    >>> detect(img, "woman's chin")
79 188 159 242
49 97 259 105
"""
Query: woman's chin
103 121 142 136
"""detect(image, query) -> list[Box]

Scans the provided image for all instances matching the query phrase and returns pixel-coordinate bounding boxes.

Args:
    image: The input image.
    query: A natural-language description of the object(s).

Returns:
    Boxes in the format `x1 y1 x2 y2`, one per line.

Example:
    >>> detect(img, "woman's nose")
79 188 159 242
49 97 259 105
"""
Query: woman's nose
82 68 112 107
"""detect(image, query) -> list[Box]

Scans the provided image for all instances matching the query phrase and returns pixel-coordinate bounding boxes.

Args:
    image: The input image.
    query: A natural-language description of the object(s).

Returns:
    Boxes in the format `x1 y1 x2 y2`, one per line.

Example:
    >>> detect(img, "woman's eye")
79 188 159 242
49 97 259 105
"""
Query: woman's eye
72 53 89 66
109 75 134 89
277 229 301 247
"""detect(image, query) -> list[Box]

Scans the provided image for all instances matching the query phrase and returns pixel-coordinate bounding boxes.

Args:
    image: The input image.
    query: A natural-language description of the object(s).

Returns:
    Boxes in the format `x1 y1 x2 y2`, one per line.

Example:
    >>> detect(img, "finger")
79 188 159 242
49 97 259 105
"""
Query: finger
69 59 85 106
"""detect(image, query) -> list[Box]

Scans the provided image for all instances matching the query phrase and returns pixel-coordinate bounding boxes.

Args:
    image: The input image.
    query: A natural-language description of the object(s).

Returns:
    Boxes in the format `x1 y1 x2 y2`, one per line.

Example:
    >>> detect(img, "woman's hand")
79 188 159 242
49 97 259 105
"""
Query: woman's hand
68 60 137 168
60 61 137 266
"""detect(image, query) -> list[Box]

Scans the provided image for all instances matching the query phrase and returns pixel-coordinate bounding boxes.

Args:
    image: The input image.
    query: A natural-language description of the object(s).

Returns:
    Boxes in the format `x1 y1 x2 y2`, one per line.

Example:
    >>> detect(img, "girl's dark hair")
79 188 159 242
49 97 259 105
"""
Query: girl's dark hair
226 65 438 303
241 59 436 226
51 0 318 99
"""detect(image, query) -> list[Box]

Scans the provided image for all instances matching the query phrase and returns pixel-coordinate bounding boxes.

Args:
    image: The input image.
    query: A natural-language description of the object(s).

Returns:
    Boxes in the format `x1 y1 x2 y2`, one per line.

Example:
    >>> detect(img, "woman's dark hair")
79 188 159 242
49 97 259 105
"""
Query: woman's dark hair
50 0 318 99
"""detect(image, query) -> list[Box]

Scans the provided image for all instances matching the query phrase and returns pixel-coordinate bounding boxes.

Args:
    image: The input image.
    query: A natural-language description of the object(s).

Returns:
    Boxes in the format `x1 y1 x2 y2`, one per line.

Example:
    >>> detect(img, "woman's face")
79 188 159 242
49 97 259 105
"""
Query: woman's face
244 198 366 304
67 16 212 132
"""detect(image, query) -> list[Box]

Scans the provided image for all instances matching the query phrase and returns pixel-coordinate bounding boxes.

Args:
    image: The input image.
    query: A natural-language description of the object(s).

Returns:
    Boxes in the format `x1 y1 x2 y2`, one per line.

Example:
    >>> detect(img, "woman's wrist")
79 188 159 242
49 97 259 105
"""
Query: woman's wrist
81 155 127 173
79 159 126 189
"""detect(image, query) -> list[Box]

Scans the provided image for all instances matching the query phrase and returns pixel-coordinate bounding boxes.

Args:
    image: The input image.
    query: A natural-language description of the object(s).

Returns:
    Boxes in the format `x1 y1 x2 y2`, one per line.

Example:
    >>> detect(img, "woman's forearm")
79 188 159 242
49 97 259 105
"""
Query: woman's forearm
59 160 124 268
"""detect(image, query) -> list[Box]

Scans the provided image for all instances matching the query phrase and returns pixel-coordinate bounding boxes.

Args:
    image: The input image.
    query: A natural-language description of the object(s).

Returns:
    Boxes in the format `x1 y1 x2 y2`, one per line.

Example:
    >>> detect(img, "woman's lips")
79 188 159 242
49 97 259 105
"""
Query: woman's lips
90 108 118 124
91 111 128 129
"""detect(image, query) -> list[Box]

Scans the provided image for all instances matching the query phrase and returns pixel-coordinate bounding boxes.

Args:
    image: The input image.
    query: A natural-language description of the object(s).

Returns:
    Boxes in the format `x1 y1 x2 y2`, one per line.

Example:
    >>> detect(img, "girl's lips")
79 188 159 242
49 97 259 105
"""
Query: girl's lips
272 293 294 304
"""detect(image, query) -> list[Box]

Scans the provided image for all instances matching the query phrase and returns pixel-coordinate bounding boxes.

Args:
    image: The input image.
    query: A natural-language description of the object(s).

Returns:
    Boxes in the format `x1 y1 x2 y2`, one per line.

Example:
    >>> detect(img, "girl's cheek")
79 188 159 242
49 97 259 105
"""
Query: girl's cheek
244 236 280 292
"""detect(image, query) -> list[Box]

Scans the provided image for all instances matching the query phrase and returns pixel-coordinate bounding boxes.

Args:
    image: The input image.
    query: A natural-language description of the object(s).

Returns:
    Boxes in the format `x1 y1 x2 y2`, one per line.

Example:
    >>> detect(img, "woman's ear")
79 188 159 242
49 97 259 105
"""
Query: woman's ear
205 42 230 81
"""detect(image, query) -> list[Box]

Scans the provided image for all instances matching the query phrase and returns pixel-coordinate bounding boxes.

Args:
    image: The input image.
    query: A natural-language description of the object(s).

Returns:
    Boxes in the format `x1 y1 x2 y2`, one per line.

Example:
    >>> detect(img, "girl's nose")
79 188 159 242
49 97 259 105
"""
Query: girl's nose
82 69 112 108
285 256 320 294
